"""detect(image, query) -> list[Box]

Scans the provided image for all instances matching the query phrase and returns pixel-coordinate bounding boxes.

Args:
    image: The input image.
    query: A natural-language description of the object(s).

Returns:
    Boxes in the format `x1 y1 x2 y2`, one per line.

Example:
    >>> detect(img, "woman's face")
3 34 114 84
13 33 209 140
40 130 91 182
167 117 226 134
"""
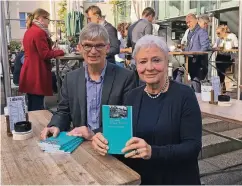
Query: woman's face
216 29 226 39
123 28 128 37
39 15 50 28
135 46 168 85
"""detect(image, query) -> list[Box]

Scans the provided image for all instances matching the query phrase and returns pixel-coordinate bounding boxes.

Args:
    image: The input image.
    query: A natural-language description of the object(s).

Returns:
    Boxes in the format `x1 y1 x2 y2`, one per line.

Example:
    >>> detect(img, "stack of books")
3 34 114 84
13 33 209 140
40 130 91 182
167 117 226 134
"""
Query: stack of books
38 132 84 153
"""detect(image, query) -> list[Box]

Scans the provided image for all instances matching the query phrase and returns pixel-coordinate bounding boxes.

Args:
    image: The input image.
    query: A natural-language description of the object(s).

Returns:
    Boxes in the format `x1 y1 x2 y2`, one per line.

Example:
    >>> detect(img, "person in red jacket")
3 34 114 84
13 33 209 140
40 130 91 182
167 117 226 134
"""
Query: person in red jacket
19 8 64 111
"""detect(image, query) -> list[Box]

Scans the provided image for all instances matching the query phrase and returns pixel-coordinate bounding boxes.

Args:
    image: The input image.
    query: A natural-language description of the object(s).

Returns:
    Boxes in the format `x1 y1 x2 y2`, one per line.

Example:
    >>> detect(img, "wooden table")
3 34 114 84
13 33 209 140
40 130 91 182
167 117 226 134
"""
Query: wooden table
169 51 209 83
196 93 242 125
1 110 141 185
212 49 239 53
55 55 84 100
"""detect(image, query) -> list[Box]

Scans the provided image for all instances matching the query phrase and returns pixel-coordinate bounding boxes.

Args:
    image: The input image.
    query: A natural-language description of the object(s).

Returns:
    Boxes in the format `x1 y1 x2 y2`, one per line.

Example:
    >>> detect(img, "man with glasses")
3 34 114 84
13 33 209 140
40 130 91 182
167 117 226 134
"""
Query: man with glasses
40 23 136 140
85 5 120 64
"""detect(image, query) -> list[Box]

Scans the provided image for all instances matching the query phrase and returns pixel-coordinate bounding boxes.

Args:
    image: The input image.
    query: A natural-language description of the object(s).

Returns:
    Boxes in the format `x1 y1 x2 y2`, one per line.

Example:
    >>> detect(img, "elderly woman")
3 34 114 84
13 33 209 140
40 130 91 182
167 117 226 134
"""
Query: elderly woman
92 35 202 185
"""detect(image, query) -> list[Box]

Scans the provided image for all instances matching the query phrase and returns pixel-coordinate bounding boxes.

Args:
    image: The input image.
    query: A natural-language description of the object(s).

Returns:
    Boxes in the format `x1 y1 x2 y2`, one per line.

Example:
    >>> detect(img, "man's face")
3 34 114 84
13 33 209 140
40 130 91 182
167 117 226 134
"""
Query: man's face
147 15 155 23
199 19 209 30
78 39 110 65
186 16 197 30
86 10 99 24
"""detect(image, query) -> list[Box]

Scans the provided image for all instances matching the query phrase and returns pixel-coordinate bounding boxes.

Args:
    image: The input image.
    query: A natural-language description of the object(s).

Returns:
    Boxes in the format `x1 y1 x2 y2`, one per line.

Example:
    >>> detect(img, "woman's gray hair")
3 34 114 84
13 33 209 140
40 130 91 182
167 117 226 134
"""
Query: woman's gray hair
79 23 110 44
133 35 169 59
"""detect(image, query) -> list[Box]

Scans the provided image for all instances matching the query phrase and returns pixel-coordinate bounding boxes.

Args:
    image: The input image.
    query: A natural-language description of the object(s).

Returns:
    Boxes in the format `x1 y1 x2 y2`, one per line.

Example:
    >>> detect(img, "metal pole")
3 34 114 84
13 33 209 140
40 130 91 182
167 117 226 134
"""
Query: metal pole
238 0 242 100
0 1 11 103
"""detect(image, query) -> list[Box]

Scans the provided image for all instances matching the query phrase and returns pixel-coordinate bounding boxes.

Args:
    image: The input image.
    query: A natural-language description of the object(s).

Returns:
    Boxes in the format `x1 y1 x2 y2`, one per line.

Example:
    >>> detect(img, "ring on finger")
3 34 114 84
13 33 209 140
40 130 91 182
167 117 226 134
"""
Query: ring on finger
135 149 140 155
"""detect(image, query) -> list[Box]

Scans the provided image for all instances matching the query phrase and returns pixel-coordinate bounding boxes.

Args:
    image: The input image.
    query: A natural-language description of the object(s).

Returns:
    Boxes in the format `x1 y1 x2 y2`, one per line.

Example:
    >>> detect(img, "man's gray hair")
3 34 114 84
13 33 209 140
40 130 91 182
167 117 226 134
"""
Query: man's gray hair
79 23 110 44
198 14 210 23
133 35 169 59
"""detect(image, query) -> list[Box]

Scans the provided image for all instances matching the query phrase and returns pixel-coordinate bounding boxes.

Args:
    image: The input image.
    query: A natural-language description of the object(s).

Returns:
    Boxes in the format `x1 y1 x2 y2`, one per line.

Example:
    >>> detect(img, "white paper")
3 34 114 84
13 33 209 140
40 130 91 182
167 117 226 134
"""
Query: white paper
211 76 221 102
172 32 176 40
201 85 212 102
7 96 27 131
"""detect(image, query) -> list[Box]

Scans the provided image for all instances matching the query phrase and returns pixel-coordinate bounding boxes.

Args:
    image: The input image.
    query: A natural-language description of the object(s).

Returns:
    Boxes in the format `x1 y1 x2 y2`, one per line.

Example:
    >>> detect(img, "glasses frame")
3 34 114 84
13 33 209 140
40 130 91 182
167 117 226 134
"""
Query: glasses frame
43 16 50 21
81 44 106 52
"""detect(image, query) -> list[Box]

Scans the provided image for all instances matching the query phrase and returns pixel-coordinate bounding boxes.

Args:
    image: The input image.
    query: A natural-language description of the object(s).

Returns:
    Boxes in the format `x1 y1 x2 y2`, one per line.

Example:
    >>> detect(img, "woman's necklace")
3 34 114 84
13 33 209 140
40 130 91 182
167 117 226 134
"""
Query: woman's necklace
145 77 169 99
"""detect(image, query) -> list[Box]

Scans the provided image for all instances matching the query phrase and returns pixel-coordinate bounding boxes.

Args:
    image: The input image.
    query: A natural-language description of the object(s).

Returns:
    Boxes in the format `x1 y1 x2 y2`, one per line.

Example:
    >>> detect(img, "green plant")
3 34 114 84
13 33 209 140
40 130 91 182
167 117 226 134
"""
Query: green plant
9 41 21 52
109 0 130 26
57 0 67 33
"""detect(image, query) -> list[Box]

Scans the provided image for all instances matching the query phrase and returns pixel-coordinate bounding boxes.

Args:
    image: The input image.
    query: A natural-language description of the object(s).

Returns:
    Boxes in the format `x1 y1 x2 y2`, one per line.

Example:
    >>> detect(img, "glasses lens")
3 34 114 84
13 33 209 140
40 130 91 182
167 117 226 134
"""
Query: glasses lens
83 45 92 51
95 45 105 51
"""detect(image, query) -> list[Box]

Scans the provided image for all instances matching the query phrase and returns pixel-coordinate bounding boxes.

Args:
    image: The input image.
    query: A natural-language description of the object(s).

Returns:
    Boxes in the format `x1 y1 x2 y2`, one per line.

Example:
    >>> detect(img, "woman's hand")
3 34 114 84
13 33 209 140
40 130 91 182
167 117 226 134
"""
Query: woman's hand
91 132 109 156
122 137 152 160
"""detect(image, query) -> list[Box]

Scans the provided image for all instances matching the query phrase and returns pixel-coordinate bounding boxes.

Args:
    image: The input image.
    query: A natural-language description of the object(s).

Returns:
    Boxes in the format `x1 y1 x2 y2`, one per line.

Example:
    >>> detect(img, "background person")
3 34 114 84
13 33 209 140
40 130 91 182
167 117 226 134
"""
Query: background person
19 8 64 111
85 5 120 64
213 25 238 93
115 22 132 67
198 14 210 30
127 7 155 51
185 13 210 93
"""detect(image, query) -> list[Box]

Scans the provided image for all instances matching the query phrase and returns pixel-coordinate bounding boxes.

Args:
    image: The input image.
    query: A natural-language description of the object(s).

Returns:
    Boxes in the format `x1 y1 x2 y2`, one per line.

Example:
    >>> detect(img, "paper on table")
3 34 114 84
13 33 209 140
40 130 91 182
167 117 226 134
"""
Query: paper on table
7 96 27 131
201 85 212 102
211 76 221 102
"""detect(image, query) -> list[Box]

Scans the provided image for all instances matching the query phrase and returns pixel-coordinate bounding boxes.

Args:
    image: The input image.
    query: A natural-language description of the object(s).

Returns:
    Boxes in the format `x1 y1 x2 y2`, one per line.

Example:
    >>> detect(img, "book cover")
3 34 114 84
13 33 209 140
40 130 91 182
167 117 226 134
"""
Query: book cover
38 132 84 153
39 132 79 148
102 105 133 154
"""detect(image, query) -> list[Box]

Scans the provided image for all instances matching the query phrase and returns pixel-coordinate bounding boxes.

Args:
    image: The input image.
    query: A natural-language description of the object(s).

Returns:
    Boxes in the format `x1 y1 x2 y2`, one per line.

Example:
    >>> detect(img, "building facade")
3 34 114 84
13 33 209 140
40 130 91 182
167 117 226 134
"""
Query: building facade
5 0 62 42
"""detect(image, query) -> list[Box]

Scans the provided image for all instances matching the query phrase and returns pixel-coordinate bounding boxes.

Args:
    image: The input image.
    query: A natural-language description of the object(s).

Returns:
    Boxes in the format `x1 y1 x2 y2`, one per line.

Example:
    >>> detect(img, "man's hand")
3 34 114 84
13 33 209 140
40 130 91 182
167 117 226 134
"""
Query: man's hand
40 126 60 140
67 126 94 140
126 47 132 53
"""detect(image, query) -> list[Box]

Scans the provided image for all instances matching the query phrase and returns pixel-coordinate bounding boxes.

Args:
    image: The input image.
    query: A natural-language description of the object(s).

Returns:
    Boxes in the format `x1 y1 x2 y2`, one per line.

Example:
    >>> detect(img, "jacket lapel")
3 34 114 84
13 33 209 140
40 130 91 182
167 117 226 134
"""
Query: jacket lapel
78 67 87 125
132 86 144 136
101 63 115 105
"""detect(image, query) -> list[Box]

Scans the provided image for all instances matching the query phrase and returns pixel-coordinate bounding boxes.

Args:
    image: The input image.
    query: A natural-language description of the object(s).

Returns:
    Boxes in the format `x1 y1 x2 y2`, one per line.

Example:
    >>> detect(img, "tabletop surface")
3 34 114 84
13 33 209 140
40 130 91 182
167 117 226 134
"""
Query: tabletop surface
1 110 140 185
169 51 209 55
56 55 83 60
196 93 242 125
212 49 239 52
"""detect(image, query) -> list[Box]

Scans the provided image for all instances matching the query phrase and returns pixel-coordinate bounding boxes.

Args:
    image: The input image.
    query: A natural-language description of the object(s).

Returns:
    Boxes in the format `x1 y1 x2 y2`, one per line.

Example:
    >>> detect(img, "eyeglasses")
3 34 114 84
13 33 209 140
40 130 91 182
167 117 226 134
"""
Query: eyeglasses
81 44 106 51
43 16 50 21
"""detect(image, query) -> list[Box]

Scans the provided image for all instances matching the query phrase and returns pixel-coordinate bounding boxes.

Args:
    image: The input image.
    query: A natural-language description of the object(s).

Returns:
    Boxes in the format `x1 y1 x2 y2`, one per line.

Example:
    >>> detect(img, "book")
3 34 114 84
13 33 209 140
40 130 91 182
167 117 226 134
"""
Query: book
38 132 84 154
102 105 133 154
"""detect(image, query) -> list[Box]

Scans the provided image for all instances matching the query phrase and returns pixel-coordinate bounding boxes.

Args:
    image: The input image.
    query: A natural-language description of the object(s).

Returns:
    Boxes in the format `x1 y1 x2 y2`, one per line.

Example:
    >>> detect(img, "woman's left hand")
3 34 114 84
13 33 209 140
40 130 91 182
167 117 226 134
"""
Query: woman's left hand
122 137 152 160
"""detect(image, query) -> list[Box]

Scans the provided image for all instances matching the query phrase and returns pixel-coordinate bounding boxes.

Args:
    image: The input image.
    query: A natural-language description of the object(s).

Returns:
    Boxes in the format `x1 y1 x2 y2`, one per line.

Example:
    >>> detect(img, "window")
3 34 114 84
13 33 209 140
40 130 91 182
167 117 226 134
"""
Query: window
19 12 29 28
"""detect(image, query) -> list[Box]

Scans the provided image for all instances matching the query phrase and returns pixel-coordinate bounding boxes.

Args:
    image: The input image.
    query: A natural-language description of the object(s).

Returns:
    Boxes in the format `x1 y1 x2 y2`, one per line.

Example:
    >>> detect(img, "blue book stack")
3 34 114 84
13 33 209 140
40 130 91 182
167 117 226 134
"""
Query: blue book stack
102 105 133 154
38 132 84 153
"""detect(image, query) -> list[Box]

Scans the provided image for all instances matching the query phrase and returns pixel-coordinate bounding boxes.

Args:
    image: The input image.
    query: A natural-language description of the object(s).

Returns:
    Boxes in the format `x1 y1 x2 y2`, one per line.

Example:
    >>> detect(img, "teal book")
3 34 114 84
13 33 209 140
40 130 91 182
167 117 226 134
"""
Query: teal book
102 105 133 154
62 140 83 153
38 132 84 153
60 138 84 152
